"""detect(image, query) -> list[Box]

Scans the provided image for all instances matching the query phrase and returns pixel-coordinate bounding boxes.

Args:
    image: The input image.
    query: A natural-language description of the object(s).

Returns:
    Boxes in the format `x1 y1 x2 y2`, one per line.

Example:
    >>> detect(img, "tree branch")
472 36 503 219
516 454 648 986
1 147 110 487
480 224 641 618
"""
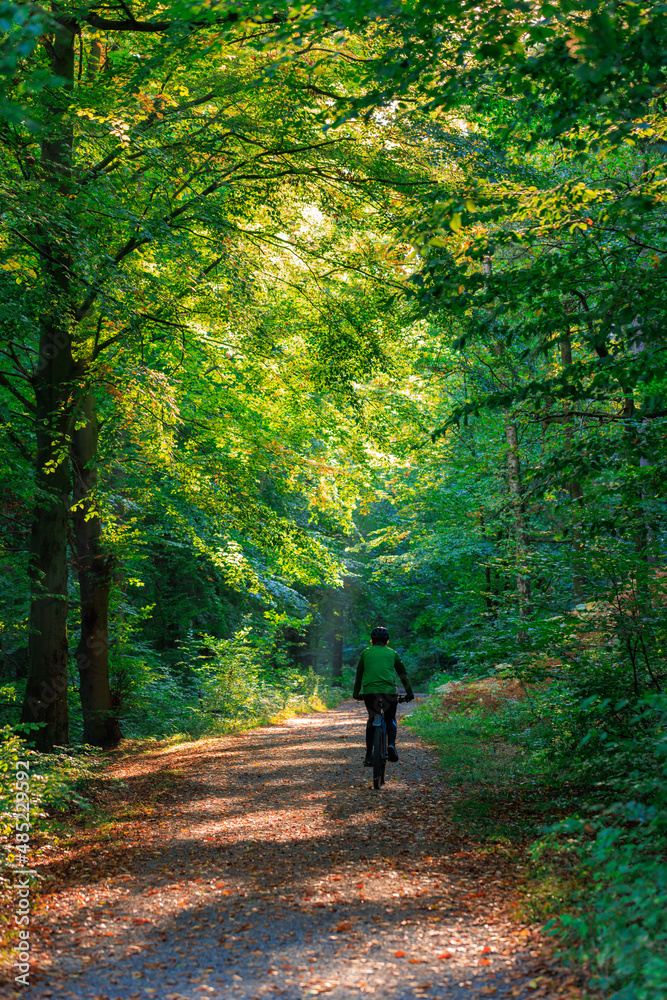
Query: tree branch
0 411 33 463
0 371 36 412
82 92 218 182
571 289 609 358
81 8 290 34
84 13 174 31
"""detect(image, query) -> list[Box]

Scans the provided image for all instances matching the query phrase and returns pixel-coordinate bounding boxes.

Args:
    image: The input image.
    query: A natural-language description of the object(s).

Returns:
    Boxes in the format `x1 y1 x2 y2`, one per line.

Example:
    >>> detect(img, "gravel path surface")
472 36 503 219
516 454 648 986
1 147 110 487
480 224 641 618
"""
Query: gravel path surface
11 701 583 1000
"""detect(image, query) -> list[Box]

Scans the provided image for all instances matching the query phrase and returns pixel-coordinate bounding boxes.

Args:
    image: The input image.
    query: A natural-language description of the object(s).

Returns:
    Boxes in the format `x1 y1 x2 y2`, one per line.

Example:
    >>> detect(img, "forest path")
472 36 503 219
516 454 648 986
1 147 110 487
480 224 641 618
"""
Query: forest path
18 701 584 1000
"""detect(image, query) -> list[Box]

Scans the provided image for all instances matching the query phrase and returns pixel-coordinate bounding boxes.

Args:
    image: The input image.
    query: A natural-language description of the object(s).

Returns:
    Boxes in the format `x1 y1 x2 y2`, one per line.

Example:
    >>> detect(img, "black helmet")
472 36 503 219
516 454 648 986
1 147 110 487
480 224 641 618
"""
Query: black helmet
371 626 389 644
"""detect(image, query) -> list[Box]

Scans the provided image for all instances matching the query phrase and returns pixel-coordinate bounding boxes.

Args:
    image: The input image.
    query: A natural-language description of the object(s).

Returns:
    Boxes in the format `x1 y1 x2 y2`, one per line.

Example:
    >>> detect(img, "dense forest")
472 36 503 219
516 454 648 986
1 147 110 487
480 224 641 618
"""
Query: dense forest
1 1 666 997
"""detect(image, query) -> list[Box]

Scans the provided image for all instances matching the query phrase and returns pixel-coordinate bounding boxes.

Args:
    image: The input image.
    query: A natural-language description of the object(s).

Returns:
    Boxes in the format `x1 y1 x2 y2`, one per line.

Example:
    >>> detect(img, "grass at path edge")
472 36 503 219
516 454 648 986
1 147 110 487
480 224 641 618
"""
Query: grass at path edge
406 690 667 1000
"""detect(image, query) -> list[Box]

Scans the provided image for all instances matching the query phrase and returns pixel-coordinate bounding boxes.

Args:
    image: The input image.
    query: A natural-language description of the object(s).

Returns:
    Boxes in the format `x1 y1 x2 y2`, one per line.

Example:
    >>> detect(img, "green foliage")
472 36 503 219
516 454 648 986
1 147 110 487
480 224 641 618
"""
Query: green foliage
187 629 336 736
103 618 340 740
0 724 95 889
0 1 55 125
109 644 197 739
1 0 666 987
408 642 667 998
536 691 667 1000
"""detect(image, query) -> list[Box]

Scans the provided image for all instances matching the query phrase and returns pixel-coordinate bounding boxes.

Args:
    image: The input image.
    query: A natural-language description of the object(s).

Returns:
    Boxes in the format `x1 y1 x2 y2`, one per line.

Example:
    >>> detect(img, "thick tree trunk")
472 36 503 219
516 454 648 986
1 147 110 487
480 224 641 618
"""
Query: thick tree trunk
20 17 77 749
71 387 121 745
21 387 72 748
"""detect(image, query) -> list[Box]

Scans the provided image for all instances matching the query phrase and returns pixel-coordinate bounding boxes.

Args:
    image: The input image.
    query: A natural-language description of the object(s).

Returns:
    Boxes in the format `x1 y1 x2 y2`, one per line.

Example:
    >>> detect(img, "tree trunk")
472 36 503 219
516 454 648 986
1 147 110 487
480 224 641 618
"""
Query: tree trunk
20 16 78 749
332 633 343 682
479 514 497 615
625 325 651 609
21 390 73 748
484 256 530 627
504 419 531 626
71 386 121 745
331 580 347 682
560 330 585 600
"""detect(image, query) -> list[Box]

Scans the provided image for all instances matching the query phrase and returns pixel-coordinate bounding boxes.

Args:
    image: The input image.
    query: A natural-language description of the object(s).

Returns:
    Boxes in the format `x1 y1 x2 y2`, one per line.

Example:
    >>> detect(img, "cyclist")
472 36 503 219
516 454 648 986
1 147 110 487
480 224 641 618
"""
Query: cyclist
353 626 414 766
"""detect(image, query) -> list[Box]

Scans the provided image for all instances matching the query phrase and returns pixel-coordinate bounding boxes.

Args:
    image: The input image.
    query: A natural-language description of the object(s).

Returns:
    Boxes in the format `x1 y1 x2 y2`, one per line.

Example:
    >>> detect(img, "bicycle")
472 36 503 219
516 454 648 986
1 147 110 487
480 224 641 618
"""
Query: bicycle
370 694 408 790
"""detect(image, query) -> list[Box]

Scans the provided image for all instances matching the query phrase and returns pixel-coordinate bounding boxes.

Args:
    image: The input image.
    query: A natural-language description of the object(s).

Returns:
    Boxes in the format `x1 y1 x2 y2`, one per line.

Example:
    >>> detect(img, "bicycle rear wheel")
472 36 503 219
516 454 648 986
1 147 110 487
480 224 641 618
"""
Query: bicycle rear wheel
372 723 382 790
380 729 387 786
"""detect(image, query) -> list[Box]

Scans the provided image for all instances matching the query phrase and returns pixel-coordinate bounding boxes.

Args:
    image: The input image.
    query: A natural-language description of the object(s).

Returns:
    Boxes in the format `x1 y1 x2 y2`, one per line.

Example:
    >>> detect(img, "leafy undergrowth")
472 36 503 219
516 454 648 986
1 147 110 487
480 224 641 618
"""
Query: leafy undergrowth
0 725 100 969
106 630 344 741
409 679 559 841
408 677 667 1000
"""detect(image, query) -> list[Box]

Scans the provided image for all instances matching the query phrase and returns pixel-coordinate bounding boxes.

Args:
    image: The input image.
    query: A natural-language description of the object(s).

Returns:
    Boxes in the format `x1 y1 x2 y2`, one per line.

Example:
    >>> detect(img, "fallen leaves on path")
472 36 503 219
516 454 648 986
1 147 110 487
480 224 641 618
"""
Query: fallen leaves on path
2 703 594 1000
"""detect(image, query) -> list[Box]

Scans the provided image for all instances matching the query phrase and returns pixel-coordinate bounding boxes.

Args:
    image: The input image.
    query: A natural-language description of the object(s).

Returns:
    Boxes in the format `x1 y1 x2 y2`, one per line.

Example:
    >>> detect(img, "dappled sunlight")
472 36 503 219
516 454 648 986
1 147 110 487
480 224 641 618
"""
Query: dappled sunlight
25 703 585 1000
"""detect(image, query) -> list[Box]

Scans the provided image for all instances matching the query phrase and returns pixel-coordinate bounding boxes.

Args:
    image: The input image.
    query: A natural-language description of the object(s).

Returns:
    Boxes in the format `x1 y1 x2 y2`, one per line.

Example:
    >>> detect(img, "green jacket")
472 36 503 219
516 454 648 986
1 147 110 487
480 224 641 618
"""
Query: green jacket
353 644 413 699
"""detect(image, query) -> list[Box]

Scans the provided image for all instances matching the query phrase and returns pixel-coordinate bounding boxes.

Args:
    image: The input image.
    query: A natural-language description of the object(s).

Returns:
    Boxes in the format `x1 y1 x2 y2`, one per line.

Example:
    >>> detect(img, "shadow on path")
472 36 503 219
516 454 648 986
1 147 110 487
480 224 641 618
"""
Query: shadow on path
7 702 585 1000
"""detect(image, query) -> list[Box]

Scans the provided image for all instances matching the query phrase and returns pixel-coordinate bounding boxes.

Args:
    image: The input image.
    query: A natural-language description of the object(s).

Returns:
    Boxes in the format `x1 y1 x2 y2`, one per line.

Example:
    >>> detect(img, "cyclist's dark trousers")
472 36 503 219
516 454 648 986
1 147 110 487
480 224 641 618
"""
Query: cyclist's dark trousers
363 693 398 754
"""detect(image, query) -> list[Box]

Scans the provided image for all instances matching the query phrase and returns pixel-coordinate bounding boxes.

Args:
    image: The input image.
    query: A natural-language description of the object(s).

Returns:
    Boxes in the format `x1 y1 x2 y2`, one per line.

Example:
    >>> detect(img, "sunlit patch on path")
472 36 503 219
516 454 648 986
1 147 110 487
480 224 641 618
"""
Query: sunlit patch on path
10 703 585 1000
